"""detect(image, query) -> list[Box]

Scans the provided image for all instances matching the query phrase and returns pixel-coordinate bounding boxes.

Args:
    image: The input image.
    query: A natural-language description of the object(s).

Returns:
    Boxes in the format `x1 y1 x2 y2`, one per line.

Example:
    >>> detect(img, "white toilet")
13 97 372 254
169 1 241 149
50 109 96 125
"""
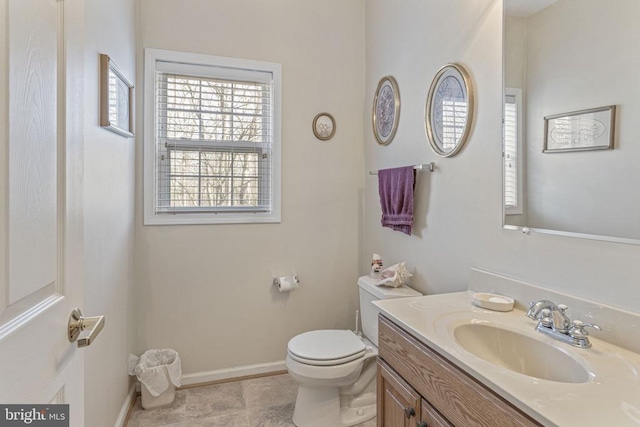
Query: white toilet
286 275 422 427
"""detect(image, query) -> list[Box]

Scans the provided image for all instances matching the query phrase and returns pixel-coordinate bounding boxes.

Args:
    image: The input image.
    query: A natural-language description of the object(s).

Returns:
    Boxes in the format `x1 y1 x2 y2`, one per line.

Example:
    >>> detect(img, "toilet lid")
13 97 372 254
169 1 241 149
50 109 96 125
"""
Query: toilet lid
287 330 366 365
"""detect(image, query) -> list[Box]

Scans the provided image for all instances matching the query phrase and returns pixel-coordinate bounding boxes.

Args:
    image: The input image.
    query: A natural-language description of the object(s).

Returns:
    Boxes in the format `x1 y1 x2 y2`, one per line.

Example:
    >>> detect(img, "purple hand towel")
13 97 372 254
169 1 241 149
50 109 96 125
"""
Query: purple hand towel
378 166 416 235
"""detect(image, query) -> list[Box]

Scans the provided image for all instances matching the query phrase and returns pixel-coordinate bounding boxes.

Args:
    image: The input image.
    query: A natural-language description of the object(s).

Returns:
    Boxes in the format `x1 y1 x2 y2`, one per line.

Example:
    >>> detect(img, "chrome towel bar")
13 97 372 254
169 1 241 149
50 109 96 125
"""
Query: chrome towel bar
369 162 435 175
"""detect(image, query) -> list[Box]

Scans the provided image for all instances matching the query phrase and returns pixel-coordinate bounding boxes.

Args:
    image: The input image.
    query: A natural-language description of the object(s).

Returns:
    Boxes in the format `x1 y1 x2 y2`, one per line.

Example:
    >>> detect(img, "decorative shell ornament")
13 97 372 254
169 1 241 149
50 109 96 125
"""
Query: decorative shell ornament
376 262 412 288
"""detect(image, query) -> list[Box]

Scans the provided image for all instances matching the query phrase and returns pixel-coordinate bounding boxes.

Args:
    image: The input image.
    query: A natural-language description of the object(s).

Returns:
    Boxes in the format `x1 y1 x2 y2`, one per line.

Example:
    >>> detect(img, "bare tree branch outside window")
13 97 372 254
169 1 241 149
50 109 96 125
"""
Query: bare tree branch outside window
157 73 270 211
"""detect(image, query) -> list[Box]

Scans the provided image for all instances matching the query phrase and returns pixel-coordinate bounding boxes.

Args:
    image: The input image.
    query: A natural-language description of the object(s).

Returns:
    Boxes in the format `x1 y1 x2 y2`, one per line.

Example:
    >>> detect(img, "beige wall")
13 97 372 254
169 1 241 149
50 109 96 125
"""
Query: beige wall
364 0 640 311
364 0 504 295
504 16 527 90
132 0 640 383
84 0 137 425
136 0 365 374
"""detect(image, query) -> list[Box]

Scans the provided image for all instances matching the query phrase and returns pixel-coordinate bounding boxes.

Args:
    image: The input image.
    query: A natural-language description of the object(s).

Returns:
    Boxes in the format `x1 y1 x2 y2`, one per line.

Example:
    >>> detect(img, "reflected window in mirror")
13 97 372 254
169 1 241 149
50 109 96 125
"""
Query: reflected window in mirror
504 88 523 215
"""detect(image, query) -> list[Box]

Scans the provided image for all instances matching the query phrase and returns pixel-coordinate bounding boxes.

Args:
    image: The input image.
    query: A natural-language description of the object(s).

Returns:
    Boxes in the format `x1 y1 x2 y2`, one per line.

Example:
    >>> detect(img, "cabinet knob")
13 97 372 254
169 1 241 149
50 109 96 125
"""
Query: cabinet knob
404 407 416 418
417 422 428 427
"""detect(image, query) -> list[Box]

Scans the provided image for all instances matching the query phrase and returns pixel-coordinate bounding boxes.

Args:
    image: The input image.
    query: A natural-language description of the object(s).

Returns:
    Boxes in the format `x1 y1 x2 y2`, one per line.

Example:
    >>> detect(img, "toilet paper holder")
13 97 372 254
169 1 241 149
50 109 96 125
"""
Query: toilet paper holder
272 276 300 288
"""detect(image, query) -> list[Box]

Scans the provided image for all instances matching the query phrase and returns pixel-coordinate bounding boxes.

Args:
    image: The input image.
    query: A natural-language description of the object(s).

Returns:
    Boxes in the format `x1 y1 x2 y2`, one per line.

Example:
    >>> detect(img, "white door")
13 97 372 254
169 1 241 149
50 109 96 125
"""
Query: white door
0 0 88 424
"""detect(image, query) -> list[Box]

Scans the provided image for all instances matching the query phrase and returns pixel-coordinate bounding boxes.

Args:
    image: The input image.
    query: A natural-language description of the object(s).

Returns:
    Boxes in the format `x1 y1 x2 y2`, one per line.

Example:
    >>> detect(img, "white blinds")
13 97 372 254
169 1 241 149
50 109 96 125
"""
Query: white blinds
441 99 468 151
155 64 273 213
504 94 518 210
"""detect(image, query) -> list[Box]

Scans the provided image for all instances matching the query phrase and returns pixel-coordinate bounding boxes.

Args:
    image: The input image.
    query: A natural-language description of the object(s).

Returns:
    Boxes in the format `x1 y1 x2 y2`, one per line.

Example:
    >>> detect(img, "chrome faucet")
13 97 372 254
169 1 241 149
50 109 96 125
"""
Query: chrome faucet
526 300 571 333
526 299 553 319
527 300 601 348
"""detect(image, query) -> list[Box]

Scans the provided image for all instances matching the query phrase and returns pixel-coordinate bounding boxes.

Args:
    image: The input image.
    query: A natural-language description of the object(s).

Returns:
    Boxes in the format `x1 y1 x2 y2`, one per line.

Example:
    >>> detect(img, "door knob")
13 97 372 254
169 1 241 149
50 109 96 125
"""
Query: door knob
68 308 105 347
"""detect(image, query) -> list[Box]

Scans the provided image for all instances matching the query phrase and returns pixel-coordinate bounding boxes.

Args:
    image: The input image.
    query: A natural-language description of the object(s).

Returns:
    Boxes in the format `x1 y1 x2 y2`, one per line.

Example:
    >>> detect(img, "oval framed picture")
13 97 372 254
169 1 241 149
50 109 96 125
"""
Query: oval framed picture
425 63 474 157
372 76 400 146
312 112 336 141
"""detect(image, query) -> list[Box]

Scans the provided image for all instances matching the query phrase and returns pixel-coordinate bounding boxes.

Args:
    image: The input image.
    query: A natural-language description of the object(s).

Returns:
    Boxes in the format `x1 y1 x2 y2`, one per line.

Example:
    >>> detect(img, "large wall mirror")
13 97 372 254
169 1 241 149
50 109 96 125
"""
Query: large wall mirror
503 0 640 244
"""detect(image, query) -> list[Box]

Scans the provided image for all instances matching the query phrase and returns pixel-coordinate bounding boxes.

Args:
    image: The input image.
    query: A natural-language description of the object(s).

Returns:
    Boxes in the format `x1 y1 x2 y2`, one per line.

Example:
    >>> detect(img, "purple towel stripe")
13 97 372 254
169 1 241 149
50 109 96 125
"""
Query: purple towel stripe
378 166 416 235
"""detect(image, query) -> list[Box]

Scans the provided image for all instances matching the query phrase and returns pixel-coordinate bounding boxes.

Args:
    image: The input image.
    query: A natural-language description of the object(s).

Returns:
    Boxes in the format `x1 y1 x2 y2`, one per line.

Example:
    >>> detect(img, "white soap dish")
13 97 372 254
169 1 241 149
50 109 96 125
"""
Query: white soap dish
472 293 514 312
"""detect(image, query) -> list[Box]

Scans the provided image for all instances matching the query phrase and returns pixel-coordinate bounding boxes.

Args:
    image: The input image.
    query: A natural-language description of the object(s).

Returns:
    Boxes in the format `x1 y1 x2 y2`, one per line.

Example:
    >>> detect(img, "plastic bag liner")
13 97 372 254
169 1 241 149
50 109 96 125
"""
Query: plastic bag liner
128 349 182 397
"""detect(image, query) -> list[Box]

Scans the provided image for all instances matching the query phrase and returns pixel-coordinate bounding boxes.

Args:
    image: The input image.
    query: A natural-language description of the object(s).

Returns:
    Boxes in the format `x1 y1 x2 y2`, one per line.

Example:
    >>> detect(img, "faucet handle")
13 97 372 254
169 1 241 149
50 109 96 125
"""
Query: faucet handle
538 308 553 328
569 320 602 338
527 299 557 320
557 304 568 313
569 320 601 348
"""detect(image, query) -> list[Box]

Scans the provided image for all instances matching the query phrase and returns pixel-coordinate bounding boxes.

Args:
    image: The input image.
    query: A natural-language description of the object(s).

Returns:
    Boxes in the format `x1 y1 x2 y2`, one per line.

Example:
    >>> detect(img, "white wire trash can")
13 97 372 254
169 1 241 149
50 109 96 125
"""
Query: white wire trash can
128 348 182 409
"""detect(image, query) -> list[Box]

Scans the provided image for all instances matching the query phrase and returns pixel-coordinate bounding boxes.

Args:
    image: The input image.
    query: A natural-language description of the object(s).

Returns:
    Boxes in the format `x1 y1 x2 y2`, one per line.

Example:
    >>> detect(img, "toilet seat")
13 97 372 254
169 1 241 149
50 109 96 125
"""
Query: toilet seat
288 330 366 367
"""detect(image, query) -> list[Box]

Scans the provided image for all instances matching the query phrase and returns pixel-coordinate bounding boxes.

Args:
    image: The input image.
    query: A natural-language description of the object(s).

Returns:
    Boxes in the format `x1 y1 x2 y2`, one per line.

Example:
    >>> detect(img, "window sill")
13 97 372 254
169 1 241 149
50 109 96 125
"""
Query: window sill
144 211 281 226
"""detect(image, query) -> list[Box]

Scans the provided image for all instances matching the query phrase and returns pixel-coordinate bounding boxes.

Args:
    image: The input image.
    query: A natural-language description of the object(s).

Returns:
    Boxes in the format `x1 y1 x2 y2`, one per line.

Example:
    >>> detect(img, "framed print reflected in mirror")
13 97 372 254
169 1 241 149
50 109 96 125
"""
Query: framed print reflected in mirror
100 54 134 138
543 105 616 153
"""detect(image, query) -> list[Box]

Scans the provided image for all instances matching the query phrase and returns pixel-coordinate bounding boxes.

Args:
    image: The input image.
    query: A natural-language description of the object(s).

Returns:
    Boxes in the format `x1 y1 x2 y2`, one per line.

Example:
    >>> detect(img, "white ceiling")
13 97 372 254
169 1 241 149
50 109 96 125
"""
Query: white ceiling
505 0 559 17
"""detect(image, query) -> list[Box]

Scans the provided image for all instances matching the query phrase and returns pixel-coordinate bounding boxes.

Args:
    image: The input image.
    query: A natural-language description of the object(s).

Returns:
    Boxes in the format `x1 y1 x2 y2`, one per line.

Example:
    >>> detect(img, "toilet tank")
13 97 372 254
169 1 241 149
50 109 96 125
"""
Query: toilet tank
358 275 422 347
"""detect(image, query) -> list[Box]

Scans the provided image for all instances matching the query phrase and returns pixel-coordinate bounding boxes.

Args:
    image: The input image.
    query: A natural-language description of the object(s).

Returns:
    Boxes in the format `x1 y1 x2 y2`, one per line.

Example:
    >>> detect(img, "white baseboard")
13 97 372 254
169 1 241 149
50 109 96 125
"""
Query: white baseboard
114 383 137 427
181 360 287 387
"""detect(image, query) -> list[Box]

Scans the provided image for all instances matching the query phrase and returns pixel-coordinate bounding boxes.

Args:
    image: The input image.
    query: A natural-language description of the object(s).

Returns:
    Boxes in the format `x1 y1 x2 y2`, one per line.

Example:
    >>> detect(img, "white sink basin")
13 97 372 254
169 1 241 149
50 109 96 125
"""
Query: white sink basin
453 323 589 383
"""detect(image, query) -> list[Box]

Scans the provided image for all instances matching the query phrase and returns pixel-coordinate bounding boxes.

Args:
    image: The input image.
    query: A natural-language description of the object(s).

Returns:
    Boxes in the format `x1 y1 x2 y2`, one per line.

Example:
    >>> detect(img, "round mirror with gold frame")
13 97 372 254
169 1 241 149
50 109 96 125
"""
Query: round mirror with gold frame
425 63 474 157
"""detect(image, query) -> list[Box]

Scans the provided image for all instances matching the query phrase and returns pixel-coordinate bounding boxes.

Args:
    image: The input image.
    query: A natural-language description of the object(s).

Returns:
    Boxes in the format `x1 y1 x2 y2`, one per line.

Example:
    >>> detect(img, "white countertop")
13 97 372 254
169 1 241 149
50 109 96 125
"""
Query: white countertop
374 291 640 427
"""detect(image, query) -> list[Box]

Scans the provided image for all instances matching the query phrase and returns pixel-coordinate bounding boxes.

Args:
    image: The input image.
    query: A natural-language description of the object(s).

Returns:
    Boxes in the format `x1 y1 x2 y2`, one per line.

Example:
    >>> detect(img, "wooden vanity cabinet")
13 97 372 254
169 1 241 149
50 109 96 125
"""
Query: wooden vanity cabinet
377 315 543 427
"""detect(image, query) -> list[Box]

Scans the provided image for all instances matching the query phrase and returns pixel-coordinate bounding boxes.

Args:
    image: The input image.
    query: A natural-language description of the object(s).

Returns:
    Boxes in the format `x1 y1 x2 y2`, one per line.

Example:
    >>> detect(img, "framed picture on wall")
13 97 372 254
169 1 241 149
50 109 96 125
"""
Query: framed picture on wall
100 54 134 138
372 76 400 145
312 112 336 141
543 105 616 153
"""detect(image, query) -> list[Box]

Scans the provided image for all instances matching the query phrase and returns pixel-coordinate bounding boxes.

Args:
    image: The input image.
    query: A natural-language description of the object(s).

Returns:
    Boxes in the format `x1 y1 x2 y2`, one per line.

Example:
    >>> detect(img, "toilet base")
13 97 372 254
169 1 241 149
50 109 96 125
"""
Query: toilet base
290 354 377 427
292 385 375 427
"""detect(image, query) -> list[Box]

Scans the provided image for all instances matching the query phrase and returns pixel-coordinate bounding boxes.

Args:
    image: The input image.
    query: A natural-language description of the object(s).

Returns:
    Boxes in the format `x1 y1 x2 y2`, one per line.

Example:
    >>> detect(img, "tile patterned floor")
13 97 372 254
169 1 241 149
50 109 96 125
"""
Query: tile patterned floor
126 373 377 427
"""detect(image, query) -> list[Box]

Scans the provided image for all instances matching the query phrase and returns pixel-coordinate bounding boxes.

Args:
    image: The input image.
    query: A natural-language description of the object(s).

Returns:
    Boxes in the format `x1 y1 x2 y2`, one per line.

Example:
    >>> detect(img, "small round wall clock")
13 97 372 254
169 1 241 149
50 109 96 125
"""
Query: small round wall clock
372 76 400 146
312 113 336 141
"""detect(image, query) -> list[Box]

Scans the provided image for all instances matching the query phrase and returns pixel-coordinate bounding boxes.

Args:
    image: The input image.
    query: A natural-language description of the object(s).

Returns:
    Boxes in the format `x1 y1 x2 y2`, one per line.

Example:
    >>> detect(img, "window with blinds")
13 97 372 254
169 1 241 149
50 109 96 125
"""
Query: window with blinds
504 88 522 215
144 49 281 225
441 98 468 152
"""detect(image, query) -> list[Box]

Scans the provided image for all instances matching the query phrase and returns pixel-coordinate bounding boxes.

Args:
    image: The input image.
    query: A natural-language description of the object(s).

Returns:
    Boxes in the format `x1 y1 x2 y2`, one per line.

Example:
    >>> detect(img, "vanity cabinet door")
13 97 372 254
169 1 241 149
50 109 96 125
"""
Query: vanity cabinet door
420 398 453 427
377 359 420 427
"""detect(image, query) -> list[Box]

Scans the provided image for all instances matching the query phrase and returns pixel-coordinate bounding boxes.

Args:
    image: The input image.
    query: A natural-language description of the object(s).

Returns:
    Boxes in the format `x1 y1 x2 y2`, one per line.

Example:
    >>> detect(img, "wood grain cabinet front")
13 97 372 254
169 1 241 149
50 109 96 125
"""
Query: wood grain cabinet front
419 398 454 427
377 315 543 427
377 360 420 427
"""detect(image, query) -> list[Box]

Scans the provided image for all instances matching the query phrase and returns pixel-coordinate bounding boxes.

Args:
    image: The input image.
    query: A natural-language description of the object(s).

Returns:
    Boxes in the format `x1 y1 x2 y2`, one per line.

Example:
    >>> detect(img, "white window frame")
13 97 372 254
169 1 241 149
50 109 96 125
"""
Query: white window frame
504 87 523 215
143 48 282 225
